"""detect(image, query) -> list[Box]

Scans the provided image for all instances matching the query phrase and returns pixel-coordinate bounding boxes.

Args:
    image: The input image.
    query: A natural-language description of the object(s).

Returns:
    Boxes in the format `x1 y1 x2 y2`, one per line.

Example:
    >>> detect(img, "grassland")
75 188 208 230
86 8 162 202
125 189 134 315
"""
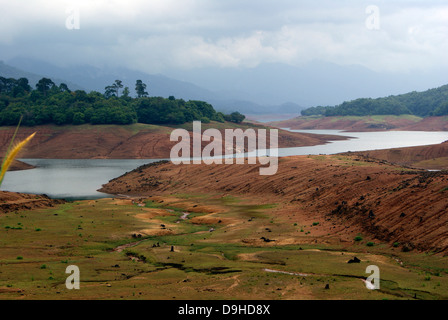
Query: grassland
1 193 447 300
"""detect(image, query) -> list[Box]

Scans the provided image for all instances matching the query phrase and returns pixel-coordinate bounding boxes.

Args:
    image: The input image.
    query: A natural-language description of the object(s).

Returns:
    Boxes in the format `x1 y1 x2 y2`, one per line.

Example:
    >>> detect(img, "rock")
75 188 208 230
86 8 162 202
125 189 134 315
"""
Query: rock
402 243 414 252
347 257 361 264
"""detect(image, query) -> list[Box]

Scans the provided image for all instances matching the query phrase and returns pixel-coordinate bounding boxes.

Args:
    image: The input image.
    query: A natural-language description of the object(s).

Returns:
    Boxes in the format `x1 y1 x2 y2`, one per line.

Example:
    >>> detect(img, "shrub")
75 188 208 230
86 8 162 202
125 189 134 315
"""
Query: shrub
354 236 363 242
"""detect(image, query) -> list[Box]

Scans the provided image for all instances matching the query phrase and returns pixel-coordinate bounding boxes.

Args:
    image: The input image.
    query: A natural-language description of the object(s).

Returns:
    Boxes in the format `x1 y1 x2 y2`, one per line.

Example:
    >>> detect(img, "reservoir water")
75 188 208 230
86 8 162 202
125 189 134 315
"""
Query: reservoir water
1 159 161 200
2 130 448 200
276 129 448 156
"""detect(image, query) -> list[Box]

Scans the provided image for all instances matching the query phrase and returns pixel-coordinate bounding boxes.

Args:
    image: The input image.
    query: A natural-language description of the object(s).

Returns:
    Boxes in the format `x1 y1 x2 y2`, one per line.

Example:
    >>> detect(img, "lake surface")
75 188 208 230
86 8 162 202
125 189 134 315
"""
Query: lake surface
1 159 161 200
275 129 448 156
2 130 448 200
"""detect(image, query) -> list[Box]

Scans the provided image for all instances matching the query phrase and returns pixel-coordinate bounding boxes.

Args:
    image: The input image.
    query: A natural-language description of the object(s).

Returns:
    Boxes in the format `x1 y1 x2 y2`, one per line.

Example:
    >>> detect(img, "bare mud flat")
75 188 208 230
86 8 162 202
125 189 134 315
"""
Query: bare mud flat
269 115 448 132
0 123 347 159
347 141 448 170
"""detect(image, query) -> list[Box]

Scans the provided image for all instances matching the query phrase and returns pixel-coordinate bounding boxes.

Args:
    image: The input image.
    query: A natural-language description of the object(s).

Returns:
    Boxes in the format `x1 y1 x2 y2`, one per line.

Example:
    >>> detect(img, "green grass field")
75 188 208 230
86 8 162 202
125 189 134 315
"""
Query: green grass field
1 195 447 300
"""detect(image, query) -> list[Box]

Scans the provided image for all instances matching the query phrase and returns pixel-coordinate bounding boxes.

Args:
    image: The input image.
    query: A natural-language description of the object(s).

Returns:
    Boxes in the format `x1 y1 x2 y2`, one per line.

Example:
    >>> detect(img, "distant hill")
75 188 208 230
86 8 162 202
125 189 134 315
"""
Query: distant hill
5 57 303 115
165 62 448 107
301 84 448 117
0 60 84 91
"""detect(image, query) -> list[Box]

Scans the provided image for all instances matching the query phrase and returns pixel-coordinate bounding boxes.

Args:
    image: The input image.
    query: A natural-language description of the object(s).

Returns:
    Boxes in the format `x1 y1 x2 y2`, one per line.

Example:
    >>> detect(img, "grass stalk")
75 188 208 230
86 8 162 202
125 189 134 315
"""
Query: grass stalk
0 117 36 187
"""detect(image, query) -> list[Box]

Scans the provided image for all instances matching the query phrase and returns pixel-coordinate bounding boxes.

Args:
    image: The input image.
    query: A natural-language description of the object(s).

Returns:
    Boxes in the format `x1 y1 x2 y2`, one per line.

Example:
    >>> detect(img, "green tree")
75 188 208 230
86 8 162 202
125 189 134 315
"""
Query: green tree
114 80 123 97
135 80 148 98
72 112 86 125
36 78 55 97
122 86 131 100
59 83 71 93
227 111 245 123
104 85 117 98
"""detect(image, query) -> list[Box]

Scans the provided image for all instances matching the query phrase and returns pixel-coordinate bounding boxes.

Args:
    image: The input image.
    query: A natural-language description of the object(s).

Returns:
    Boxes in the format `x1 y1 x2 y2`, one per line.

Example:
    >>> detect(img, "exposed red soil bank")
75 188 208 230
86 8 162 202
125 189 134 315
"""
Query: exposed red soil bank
0 191 65 213
0 123 347 159
349 141 448 170
100 156 448 254
270 116 448 132
8 160 35 171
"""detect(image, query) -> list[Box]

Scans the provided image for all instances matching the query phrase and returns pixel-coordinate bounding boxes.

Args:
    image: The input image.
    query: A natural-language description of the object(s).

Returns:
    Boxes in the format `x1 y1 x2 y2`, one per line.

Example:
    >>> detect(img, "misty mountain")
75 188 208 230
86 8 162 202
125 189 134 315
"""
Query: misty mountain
8 57 443 117
166 62 448 108
6 57 302 115
0 60 84 91
7 57 218 100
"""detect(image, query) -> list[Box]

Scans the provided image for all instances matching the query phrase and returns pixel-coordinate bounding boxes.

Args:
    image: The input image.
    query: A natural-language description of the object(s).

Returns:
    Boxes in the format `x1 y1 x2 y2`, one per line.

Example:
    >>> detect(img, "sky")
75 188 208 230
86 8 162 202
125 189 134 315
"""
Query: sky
1 0 448 75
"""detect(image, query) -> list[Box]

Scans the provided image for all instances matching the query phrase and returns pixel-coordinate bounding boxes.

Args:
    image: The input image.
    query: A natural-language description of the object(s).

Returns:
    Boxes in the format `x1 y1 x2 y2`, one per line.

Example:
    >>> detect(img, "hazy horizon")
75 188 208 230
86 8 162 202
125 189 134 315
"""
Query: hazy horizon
1 1 448 109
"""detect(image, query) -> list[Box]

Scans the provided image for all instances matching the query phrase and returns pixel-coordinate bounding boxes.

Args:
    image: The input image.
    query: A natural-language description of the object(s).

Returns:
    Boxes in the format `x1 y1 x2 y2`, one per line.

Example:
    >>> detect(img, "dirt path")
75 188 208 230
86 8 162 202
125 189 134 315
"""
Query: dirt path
113 240 146 253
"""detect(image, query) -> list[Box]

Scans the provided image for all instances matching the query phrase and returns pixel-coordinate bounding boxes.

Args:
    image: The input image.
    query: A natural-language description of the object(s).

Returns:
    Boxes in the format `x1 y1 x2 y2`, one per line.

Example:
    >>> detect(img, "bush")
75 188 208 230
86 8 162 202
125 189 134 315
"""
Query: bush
200 116 210 123
354 236 363 242
366 242 375 247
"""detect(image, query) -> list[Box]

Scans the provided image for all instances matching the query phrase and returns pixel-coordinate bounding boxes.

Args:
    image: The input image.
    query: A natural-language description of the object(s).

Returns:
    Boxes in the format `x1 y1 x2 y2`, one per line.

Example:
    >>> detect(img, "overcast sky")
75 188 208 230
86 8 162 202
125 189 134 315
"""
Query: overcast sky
1 0 448 75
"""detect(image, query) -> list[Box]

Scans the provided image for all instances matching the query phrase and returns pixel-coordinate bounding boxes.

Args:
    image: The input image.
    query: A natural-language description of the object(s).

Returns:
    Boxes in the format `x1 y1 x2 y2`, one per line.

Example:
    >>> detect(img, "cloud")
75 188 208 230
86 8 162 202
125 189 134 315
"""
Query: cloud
1 0 448 73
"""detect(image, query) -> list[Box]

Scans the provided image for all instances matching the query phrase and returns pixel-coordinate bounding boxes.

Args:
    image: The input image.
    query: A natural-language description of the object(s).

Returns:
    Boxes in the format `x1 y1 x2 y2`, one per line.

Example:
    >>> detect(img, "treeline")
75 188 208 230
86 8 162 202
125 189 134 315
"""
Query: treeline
301 84 448 117
0 77 245 126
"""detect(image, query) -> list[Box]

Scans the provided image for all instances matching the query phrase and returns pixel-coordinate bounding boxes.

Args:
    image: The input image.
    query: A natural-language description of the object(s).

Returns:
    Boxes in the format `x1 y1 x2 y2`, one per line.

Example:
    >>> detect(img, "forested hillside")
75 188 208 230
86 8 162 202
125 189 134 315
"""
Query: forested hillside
0 76 245 126
301 84 448 117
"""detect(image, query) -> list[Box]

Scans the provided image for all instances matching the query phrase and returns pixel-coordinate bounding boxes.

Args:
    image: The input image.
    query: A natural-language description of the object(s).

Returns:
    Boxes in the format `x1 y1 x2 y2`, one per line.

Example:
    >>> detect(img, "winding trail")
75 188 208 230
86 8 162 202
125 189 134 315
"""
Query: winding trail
113 240 146 253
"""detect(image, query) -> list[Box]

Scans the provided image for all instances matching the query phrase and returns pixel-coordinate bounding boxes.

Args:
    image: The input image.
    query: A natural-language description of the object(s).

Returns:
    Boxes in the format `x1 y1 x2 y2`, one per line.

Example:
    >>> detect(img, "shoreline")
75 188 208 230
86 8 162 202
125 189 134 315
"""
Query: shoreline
269 115 448 132
0 123 348 160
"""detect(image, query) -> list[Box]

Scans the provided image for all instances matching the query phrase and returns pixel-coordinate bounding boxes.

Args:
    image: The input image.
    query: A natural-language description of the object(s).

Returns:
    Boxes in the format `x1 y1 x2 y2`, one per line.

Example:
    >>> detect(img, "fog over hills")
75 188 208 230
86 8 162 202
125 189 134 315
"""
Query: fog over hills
2 1 448 116
166 62 448 107
3 57 448 116
4 57 306 115
0 60 84 91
